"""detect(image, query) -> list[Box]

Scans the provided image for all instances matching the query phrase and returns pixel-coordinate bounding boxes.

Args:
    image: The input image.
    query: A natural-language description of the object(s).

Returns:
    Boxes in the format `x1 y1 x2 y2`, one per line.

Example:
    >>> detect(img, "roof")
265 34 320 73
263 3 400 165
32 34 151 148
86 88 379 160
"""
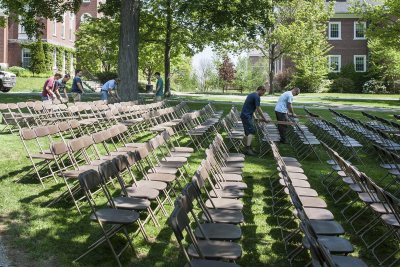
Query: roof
328 0 381 14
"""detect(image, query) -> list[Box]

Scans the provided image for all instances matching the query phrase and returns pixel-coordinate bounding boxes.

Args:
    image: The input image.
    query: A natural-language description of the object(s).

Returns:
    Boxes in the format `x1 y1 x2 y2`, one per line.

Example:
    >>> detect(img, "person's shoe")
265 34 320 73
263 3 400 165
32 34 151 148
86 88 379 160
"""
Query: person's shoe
243 147 257 156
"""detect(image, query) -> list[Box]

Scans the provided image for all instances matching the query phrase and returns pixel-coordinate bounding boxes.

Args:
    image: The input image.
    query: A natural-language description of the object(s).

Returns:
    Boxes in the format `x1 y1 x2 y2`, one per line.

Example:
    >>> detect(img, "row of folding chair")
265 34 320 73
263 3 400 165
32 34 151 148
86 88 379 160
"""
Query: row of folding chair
372 143 400 190
286 117 321 161
1 99 170 133
168 134 248 266
73 131 196 266
330 109 400 156
180 105 222 149
267 140 367 266
304 108 363 163
322 142 400 267
221 107 245 153
361 111 400 134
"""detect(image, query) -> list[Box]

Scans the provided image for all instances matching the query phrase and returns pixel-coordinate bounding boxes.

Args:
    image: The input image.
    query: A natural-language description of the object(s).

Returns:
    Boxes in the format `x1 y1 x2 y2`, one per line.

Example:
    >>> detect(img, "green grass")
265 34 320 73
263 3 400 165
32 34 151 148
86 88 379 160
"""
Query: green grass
10 77 47 93
0 96 398 266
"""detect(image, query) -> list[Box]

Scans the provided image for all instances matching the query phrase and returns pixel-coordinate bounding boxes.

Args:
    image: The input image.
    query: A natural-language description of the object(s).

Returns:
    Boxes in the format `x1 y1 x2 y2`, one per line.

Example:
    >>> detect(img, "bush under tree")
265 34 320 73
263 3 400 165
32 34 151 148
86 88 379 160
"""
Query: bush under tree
330 77 355 93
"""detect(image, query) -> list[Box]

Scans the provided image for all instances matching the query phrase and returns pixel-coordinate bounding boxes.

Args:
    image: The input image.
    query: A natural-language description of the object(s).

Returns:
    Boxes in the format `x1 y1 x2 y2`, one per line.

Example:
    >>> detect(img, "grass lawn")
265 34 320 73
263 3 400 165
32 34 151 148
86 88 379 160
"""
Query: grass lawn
0 96 398 266
10 77 47 93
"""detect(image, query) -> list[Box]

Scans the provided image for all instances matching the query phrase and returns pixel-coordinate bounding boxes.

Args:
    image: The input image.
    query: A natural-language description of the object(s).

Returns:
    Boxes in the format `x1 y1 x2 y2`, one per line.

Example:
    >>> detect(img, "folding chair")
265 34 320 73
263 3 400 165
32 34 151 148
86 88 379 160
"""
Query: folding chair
73 169 139 267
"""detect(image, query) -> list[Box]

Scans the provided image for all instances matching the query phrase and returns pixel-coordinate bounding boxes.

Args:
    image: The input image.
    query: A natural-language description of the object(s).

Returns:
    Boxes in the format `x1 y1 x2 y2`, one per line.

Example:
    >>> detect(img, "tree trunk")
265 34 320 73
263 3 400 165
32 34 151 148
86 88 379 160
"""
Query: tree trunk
268 44 276 95
164 0 172 95
118 0 140 101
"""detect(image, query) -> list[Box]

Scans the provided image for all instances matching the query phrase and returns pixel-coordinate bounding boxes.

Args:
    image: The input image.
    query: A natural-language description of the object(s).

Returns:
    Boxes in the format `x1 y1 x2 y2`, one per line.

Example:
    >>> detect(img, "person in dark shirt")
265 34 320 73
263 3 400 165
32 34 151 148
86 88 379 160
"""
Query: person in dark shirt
71 69 83 102
240 85 269 155
57 74 71 102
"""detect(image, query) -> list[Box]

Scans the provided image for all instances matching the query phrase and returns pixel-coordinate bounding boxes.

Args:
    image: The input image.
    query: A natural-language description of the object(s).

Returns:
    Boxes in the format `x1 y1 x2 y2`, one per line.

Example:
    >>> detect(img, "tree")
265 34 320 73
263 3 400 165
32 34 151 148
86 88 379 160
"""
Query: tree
75 18 119 74
118 0 140 101
30 39 47 75
353 0 400 50
0 0 81 38
218 56 235 90
234 56 268 91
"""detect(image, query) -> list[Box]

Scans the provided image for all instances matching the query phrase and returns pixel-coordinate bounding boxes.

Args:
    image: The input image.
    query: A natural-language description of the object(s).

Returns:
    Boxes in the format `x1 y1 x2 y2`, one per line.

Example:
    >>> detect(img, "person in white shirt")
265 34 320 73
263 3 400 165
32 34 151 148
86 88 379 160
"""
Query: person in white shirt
274 87 300 143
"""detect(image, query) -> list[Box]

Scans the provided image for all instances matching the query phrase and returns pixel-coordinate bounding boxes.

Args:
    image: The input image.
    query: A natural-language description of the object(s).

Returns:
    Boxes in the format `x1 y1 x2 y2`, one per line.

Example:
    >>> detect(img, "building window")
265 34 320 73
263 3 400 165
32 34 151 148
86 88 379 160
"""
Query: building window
328 55 341 73
354 55 367 72
80 13 92 23
354 21 366 39
69 13 74 41
61 13 66 39
52 20 57 36
21 48 31 68
53 49 57 70
328 22 341 40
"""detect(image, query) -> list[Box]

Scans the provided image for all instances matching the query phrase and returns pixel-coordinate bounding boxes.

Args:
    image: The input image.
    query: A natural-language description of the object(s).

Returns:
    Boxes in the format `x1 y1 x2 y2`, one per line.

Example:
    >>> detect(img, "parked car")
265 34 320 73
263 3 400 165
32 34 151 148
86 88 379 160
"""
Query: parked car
0 71 16 92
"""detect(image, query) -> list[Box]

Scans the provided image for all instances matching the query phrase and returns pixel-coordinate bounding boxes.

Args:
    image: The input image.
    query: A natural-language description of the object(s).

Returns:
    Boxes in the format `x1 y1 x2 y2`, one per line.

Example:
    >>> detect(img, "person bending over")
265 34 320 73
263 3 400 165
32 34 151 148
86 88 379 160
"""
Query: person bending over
240 85 269 156
274 87 300 143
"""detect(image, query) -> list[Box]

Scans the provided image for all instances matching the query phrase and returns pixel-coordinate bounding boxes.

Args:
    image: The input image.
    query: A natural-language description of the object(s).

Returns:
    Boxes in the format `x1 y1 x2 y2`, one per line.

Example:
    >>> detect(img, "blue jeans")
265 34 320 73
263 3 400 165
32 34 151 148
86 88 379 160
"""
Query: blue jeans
240 114 255 136
42 96 49 101
101 90 108 101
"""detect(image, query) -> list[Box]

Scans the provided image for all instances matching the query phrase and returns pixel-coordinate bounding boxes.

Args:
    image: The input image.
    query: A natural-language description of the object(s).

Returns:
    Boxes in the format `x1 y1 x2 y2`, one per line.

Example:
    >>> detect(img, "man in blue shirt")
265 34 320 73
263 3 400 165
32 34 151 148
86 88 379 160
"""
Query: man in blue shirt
71 69 84 102
154 72 164 102
101 78 121 103
275 87 300 143
240 85 269 155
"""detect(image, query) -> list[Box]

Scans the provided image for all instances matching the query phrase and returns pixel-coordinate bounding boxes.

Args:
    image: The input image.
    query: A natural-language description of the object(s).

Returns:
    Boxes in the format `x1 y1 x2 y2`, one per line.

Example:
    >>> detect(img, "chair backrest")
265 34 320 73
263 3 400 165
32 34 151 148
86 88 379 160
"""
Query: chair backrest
47 124 60 135
168 206 189 242
34 126 50 138
51 141 69 155
68 137 86 152
20 128 36 140
99 159 120 180
78 169 103 192
58 121 71 132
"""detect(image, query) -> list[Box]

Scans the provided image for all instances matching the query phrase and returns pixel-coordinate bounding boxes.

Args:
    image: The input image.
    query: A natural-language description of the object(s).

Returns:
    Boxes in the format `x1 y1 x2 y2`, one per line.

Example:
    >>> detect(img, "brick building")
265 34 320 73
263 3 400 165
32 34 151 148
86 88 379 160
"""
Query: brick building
249 0 377 76
0 0 104 71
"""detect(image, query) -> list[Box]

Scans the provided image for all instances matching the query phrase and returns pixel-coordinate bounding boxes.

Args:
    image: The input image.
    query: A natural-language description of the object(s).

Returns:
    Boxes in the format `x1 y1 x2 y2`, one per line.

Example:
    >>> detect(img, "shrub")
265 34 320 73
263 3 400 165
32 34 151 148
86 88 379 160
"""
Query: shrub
96 71 118 84
30 40 47 75
273 69 293 92
330 77 355 93
362 79 387 94
7 67 33 77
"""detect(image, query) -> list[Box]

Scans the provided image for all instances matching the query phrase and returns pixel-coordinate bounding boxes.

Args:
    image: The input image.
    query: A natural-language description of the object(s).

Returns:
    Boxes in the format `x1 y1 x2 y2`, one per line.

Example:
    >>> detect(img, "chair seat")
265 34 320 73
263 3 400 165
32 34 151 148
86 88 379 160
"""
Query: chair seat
205 198 243 210
280 179 310 188
159 160 186 168
126 186 159 200
303 236 353 253
90 208 140 224
225 156 245 163
369 202 392 214
136 180 167 190
295 208 334 220
310 220 345 235
225 162 244 168
221 167 243 174
331 255 368 267
148 167 178 175
146 173 176 182
209 189 245 199
162 156 188 163
113 196 151 210
202 209 244 224
125 142 147 148
299 196 327 208
171 146 194 153
284 187 318 197
220 173 243 182
194 223 242 240
282 157 298 162
219 181 247 190
185 259 240 267
188 240 242 260
277 166 304 173
381 214 400 227
169 152 192 158
62 166 98 178
30 153 54 160
279 172 308 181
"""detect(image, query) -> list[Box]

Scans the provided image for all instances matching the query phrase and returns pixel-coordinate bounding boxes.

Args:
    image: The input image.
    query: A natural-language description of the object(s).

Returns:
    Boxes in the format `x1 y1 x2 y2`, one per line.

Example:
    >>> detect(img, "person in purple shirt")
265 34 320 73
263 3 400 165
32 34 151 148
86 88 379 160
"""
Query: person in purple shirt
240 85 269 155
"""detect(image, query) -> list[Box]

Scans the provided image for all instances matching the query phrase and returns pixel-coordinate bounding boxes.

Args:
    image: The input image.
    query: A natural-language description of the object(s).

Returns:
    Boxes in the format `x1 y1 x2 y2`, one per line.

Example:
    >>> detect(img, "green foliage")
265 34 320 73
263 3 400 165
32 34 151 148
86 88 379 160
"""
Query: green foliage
0 0 81 38
352 0 400 50
29 40 47 75
362 79 387 94
234 56 268 92
170 55 197 92
7 66 51 78
75 18 119 74
273 69 293 92
332 64 369 93
368 38 400 91
96 71 118 84
330 77 355 93
21 42 74 73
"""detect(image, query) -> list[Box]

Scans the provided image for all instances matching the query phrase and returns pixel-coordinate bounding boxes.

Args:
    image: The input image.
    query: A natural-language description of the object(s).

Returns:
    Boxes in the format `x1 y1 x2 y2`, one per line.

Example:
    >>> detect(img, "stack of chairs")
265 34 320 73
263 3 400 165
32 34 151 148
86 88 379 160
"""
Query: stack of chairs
267 137 367 266
304 108 363 163
323 142 400 267
287 117 321 161
167 134 247 266
372 144 400 190
255 112 280 157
